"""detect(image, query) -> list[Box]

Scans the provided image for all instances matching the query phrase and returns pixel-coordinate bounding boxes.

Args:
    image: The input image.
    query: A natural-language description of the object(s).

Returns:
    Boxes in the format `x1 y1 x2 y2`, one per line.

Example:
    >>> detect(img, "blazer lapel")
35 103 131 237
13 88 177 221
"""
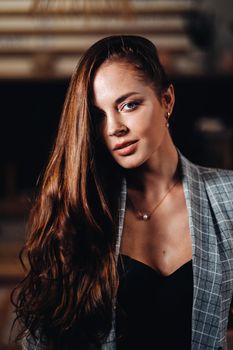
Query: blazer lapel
180 154 222 349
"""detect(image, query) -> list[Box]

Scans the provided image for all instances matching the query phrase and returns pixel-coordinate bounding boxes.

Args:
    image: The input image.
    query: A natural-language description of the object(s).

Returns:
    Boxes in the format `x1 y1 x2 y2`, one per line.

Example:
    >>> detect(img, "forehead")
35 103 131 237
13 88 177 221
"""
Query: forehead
94 61 144 86
92 61 148 106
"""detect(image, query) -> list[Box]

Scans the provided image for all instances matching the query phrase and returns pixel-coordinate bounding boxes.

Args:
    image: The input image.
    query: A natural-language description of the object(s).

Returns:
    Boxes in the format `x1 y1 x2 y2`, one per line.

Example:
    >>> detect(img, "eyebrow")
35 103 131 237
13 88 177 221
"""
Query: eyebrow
115 92 140 106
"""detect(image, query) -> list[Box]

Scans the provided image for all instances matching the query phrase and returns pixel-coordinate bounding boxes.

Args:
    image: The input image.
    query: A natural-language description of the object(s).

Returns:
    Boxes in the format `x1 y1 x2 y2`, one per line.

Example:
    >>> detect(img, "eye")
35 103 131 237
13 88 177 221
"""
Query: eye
120 101 141 112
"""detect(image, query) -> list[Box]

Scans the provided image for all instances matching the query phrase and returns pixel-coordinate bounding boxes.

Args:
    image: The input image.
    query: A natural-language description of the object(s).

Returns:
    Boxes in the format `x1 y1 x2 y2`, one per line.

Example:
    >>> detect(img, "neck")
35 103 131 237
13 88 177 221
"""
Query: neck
125 141 179 196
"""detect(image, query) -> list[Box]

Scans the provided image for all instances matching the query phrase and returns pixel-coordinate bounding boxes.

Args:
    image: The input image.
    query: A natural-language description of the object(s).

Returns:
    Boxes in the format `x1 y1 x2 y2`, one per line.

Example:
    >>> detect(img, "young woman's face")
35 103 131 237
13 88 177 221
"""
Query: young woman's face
93 61 174 169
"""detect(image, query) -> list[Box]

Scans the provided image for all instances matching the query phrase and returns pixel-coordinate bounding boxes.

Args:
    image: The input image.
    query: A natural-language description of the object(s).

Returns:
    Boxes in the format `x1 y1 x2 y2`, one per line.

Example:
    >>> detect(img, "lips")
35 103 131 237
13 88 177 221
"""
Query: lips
112 140 138 156
113 140 138 151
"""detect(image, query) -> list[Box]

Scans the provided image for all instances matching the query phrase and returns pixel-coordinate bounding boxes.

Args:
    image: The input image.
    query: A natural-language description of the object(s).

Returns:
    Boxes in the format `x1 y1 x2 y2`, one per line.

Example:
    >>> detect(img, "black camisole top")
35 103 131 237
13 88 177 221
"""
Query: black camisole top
116 254 193 350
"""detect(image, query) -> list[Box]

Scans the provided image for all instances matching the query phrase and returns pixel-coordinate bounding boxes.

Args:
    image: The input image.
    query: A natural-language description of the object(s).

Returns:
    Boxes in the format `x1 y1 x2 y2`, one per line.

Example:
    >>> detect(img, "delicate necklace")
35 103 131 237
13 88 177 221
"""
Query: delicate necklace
128 179 179 221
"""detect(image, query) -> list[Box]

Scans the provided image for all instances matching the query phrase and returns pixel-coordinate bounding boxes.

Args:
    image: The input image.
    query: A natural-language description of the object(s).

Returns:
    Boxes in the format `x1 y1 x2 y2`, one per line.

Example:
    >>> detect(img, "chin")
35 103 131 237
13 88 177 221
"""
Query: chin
115 156 147 169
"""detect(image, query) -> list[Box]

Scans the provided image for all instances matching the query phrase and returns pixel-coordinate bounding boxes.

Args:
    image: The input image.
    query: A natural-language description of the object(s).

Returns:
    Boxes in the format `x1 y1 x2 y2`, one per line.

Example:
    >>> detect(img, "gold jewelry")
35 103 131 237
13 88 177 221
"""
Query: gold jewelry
128 179 179 221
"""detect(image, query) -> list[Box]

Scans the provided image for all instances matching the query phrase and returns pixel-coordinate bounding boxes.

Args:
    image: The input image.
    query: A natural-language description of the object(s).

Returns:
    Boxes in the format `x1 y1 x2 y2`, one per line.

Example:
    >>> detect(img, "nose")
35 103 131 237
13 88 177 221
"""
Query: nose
106 113 129 137
110 124 128 137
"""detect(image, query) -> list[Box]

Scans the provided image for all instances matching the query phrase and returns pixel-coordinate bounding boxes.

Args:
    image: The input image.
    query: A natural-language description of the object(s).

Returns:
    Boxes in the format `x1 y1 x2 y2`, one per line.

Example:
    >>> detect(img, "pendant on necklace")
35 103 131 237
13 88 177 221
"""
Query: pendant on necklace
141 213 149 220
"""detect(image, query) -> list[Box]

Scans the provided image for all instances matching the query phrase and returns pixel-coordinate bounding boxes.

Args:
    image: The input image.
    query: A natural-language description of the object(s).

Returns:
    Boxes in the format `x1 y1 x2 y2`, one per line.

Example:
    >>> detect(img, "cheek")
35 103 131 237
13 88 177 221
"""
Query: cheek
95 120 105 139
139 109 165 143
98 124 111 149
135 107 162 134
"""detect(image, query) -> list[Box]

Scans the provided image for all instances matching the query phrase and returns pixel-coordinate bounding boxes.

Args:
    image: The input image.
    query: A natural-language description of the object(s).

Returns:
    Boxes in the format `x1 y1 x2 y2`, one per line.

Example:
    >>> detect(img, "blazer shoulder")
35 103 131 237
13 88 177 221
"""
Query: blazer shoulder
198 165 233 185
179 151 233 186
197 165 233 204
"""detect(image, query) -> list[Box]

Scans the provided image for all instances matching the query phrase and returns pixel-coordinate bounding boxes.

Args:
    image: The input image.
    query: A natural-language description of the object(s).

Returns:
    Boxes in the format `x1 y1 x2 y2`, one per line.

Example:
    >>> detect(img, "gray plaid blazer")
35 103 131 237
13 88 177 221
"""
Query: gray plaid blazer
23 153 233 350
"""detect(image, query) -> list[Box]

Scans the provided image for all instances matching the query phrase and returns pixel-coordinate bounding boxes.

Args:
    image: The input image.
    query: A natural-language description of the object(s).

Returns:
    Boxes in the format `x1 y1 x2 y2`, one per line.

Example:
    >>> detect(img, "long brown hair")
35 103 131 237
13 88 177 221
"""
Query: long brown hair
12 35 170 349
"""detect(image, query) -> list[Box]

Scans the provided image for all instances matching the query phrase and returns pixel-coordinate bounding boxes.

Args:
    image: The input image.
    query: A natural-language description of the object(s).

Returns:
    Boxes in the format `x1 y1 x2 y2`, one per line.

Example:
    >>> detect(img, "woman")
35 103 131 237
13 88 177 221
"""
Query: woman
13 35 233 350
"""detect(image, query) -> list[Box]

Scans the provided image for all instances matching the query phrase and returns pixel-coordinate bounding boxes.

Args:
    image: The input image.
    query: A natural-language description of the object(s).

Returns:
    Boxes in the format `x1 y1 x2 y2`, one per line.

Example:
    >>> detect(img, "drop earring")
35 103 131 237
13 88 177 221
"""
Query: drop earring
165 112 170 128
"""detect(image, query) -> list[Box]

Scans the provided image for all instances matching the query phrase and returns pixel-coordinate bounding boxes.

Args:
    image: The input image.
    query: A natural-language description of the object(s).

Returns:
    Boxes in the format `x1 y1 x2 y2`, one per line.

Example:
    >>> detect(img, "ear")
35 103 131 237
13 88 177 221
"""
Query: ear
162 84 175 113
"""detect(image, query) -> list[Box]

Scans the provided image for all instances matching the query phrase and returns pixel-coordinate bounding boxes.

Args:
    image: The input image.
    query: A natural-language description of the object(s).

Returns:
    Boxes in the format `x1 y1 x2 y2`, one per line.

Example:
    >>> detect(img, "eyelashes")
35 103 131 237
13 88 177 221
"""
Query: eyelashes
119 100 142 112
92 99 143 125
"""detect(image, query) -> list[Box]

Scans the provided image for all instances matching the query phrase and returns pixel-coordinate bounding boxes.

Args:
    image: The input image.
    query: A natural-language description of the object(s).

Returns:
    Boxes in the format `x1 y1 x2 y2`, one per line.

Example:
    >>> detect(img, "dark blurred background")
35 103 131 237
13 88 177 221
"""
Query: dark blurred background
0 0 233 348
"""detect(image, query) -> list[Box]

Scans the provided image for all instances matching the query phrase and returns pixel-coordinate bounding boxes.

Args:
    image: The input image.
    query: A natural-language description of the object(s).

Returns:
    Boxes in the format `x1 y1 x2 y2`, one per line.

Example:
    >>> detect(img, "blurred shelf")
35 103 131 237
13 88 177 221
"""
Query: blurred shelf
0 33 193 54
0 15 185 34
0 1 196 16
0 0 206 79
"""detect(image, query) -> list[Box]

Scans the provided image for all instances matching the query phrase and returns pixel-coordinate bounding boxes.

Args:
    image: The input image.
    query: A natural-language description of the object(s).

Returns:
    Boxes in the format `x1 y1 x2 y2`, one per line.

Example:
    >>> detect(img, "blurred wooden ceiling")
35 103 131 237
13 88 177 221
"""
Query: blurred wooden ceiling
0 0 207 79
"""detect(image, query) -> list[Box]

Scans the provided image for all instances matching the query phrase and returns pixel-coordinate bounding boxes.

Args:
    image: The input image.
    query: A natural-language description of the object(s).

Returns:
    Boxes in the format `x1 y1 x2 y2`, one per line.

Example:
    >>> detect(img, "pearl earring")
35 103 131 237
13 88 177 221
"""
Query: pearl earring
166 112 171 128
